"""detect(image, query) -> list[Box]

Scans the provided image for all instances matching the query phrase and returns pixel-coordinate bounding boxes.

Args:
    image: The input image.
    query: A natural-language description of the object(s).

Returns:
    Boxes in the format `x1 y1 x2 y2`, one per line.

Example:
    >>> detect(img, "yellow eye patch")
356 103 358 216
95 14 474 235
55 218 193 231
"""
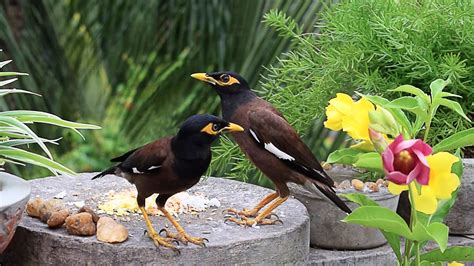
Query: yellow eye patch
200 123 219 135
216 76 240 86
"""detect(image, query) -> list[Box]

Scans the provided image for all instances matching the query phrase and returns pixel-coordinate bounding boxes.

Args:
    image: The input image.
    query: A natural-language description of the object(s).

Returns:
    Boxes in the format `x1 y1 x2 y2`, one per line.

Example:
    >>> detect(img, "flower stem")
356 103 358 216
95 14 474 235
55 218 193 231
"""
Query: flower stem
408 183 420 266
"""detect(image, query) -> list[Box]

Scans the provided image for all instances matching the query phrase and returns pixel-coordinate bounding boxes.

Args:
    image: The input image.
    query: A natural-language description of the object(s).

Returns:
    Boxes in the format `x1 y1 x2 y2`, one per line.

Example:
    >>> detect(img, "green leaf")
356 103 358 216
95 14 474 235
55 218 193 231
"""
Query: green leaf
0 116 53 159
342 206 413 239
326 148 363 165
438 98 471 121
0 78 18 87
341 193 379 206
433 128 474 153
420 246 474 262
353 152 384 173
386 96 427 118
430 79 451 102
390 84 430 104
0 72 29 77
412 222 448 252
0 89 41 97
438 91 462 98
0 146 75 175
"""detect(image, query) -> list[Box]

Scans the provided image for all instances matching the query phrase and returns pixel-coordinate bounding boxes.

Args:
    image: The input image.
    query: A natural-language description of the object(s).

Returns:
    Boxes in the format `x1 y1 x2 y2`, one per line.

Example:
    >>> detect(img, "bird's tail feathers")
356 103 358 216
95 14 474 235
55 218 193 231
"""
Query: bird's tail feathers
304 180 352 214
91 166 117 180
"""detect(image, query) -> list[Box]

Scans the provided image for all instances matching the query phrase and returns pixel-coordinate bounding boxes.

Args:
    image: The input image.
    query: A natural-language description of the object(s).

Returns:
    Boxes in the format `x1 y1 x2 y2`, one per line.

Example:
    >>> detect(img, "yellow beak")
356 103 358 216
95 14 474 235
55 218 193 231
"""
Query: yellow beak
221 122 244 133
191 73 216 85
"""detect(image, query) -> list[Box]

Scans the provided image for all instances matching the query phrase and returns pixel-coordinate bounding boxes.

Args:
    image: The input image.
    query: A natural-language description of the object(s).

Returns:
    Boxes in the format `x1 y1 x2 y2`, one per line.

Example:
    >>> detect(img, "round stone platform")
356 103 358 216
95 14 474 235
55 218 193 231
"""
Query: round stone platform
2 173 309 265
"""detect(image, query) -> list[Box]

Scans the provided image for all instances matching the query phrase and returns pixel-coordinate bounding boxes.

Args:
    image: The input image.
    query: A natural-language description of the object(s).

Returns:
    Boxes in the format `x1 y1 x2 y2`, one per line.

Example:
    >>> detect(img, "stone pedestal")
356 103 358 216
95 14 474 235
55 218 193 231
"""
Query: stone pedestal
2 173 309 265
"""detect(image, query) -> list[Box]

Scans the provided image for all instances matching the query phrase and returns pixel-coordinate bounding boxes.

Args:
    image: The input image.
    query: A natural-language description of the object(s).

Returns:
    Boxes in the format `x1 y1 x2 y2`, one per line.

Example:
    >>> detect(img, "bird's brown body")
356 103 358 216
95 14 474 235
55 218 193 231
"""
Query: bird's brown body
191 71 350 226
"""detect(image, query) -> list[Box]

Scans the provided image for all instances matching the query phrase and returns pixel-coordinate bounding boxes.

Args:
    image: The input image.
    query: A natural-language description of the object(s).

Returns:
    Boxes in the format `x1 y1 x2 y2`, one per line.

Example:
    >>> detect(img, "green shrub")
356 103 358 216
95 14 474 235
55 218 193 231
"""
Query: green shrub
212 0 474 186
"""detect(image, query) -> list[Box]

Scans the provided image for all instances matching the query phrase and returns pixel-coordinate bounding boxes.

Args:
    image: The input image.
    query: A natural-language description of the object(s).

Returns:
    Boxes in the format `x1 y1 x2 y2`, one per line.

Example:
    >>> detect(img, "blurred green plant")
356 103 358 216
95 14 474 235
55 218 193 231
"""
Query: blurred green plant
0 52 100 176
0 0 330 181
212 1 474 185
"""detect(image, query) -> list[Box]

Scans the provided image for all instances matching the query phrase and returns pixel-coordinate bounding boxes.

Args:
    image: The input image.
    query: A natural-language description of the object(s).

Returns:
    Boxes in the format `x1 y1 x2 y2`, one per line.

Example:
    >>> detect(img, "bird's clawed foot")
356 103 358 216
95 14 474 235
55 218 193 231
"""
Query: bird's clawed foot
224 216 283 227
223 207 258 218
159 228 208 247
145 230 179 251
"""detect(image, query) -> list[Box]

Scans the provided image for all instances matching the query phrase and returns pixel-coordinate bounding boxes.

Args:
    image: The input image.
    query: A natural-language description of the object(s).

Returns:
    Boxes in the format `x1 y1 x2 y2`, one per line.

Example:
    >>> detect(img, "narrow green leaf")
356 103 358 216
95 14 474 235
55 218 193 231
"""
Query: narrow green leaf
0 89 41 97
0 72 29 77
340 193 379 206
438 98 471 121
433 128 474 153
382 231 402 262
0 146 75 175
0 78 18 87
0 116 53 158
15 115 101 129
420 246 474 262
390 85 430 104
386 96 427 118
326 148 363 164
0 60 12 68
353 152 384 173
342 206 413 239
439 91 462 98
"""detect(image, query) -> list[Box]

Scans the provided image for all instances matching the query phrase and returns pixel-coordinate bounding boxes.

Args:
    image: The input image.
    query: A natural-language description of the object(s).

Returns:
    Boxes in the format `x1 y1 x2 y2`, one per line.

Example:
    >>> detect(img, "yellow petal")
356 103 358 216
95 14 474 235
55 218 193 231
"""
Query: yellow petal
426 152 460 199
341 98 375 140
448 261 464 266
388 182 408 195
324 94 354 131
426 152 459 175
413 186 438 215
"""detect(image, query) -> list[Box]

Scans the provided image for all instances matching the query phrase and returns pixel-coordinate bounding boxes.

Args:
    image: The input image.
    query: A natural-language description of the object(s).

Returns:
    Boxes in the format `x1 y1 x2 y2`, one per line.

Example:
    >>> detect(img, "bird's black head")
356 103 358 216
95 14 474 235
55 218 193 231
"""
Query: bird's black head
191 71 250 96
177 114 243 146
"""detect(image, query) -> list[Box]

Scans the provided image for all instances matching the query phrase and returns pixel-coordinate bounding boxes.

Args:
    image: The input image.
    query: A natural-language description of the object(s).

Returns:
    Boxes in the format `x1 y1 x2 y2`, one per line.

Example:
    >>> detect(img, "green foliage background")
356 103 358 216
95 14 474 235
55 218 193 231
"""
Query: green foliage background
211 0 474 186
0 0 332 180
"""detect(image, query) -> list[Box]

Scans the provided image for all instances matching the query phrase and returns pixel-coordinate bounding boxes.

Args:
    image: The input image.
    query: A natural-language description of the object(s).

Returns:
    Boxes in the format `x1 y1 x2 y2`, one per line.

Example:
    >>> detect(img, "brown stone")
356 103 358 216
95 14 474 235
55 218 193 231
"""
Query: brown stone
338 180 351 190
96 217 128 243
65 213 96 236
367 182 379 192
26 197 43 218
78 206 100 223
38 199 65 223
47 209 70 228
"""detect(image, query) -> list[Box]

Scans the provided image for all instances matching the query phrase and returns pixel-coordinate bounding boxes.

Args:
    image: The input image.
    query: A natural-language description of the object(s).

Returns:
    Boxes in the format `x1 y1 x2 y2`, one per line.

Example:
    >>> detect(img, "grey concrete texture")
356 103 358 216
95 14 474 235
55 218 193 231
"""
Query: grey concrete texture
289 183 399 250
446 159 474 235
2 173 310 265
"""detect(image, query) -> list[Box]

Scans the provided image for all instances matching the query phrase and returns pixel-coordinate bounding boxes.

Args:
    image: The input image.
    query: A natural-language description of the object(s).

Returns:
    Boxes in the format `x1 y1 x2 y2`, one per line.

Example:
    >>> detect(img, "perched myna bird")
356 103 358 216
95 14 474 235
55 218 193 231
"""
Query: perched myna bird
92 114 243 250
191 72 351 226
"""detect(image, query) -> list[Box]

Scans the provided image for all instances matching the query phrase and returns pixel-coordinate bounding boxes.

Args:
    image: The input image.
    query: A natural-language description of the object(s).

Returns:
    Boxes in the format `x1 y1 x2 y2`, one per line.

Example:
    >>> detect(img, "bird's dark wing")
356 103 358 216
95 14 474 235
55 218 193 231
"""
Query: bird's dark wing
248 108 334 187
248 108 351 213
119 138 170 175
110 148 140 162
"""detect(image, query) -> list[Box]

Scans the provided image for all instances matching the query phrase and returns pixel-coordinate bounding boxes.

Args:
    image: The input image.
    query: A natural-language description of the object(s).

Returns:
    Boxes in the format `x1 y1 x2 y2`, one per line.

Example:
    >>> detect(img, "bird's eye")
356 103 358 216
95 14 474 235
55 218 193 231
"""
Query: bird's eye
212 123 220 132
220 74 230 83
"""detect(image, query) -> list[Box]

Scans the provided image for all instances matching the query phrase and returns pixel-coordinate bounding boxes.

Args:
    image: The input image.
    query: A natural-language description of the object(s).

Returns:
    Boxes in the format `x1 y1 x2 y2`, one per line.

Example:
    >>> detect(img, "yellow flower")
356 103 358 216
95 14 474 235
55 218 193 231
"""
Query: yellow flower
324 93 353 131
448 261 464 266
342 97 375 141
387 152 460 215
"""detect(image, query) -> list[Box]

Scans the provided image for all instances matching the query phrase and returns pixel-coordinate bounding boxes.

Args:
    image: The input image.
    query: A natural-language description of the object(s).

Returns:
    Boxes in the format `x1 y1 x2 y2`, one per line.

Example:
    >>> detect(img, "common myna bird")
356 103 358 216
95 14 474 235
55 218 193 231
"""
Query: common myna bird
191 72 351 226
92 114 243 250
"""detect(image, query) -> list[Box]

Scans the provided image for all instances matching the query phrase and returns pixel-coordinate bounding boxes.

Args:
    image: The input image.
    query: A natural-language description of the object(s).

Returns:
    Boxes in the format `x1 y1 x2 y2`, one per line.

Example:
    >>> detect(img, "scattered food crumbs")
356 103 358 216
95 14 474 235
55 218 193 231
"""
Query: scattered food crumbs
97 190 221 217
68 200 85 208
53 191 67 199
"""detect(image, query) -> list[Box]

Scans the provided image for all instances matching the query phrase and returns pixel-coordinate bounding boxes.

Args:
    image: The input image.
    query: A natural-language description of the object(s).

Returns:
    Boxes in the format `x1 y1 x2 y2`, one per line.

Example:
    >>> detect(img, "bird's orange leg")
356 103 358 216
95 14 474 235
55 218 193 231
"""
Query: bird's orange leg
225 192 279 217
139 207 178 251
158 207 208 247
225 196 288 226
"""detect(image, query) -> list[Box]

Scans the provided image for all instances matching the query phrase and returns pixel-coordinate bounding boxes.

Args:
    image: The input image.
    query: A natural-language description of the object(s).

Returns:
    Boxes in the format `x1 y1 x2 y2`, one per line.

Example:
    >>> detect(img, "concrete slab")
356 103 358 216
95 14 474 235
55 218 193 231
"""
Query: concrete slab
2 174 310 265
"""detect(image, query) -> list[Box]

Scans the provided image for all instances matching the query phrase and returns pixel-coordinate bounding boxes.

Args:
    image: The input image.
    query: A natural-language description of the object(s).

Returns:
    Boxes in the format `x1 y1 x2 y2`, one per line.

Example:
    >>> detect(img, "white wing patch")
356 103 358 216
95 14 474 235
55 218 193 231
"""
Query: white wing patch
264 142 295 161
147 165 161 171
249 129 260 143
132 167 143 174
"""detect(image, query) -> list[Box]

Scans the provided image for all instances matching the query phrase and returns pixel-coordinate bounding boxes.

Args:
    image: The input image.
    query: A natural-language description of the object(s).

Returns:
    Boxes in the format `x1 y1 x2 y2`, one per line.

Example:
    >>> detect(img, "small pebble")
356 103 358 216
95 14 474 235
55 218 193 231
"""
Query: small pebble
351 179 365 191
367 182 379 192
47 209 70 228
375 178 384 186
65 213 96 236
338 180 351 190
78 206 100 223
